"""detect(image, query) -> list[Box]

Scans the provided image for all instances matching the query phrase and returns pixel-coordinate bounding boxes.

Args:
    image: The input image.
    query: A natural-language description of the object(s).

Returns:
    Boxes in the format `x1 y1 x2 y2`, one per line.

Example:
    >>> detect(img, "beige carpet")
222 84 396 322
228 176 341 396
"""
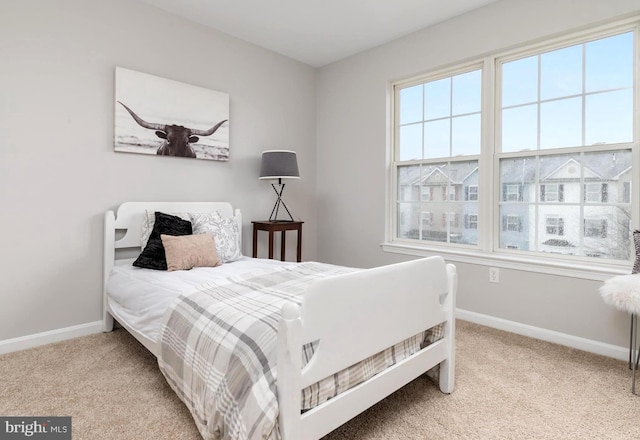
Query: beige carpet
1 320 639 439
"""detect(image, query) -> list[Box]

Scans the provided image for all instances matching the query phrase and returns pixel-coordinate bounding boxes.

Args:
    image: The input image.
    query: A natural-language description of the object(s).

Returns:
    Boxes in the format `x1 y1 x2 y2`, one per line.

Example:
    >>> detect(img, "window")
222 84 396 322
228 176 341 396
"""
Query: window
446 186 457 201
541 184 564 202
421 211 433 227
466 185 478 201
497 30 633 260
584 218 607 238
504 184 522 202
624 182 632 203
391 22 638 266
501 33 633 152
584 183 608 203
502 214 522 232
546 216 565 235
421 186 433 201
465 214 478 229
443 212 459 228
395 67 481 246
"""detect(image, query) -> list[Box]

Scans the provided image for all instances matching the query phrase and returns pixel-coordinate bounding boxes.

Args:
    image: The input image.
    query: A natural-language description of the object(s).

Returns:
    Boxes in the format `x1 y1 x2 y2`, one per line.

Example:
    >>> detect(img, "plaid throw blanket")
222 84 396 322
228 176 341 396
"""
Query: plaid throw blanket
158 262 443 440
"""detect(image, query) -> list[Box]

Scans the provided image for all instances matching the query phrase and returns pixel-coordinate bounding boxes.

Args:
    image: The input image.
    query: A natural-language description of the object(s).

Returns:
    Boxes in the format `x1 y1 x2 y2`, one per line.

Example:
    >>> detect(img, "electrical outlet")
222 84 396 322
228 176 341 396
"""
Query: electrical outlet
489 267 500 283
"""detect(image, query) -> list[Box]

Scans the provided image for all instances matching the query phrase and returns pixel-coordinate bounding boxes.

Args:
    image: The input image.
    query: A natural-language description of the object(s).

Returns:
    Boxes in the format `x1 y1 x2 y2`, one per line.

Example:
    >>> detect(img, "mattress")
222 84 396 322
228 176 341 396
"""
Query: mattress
106 256 296 342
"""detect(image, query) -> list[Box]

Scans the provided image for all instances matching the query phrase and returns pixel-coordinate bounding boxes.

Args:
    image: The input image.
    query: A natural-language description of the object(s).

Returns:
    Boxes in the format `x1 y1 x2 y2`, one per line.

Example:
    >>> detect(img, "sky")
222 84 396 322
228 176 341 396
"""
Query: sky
397 31 634 161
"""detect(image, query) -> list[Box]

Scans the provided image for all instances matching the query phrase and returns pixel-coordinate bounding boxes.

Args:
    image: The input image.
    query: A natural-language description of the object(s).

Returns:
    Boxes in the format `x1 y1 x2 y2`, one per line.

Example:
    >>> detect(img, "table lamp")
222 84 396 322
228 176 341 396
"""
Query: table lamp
259 150 300 221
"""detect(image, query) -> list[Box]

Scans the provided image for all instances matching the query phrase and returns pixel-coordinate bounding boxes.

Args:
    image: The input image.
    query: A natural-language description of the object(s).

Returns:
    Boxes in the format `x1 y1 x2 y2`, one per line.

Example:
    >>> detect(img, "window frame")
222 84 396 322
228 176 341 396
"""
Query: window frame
385 18 640 281
392 61 483 248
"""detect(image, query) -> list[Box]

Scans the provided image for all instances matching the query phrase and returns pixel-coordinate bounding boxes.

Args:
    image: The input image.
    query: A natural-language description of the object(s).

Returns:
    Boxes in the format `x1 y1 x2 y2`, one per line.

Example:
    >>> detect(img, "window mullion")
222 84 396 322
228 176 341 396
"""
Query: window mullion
579 152 585 254
536 54 541 150
581 42 587 150
481 56 495 253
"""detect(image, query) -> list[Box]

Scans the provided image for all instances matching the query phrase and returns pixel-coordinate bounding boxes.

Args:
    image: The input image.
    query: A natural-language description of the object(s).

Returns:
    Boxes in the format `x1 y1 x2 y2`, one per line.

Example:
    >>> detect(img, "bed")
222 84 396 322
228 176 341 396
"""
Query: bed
103 201 457 440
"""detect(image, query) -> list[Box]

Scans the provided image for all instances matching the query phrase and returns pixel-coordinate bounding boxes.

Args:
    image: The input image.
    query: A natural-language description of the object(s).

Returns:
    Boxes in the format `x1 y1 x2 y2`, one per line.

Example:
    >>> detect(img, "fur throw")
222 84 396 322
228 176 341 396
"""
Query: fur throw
600 274 640 314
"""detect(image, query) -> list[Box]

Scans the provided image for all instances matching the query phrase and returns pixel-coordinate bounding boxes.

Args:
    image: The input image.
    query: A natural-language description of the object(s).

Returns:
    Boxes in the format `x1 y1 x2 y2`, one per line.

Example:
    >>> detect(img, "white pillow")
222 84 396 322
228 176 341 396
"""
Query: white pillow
189 211 242 263
140 210 191 249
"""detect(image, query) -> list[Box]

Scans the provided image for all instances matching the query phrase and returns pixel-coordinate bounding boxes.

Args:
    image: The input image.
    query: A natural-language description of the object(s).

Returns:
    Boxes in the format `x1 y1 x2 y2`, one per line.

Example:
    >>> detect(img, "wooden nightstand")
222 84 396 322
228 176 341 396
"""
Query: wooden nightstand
252 221 303 262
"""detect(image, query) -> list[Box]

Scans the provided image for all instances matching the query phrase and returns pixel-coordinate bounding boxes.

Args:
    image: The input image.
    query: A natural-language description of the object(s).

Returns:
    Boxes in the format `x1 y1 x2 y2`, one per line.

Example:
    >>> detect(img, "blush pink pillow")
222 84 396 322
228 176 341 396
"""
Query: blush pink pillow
160 234 222 271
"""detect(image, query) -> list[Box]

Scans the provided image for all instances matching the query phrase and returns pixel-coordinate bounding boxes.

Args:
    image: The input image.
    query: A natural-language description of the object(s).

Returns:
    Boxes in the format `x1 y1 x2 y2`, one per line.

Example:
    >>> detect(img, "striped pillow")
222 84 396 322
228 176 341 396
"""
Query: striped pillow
633 230 640 274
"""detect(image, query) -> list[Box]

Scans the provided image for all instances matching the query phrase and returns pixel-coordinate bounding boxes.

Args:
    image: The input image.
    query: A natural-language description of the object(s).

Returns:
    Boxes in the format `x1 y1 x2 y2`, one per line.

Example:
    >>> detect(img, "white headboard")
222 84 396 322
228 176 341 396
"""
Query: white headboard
103 201 242 328
106 201 239 251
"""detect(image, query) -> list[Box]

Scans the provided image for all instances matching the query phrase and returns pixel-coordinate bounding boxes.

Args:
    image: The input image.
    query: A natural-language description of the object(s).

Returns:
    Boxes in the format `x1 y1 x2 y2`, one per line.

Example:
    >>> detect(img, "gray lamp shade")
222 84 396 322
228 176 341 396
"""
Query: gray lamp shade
259 150 300 180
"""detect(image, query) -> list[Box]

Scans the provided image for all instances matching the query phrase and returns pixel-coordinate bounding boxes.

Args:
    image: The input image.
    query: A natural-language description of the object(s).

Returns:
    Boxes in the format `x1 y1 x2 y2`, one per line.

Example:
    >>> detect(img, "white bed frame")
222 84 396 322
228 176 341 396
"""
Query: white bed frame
103 201 241 354
103 201 457 440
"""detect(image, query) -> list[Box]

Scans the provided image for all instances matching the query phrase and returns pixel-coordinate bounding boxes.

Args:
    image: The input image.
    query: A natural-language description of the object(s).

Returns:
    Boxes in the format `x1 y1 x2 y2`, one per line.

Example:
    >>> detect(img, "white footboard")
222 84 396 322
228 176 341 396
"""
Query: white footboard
277 256 456 440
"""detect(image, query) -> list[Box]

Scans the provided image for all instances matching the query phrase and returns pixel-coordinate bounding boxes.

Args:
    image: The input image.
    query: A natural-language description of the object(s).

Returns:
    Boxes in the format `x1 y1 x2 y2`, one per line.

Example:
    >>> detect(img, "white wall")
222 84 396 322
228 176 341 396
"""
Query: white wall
0 0 316 341
315 0 640 349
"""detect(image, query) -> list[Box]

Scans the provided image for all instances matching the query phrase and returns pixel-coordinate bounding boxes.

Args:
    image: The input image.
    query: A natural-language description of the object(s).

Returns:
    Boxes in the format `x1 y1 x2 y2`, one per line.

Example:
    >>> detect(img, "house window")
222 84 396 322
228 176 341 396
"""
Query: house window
504 184 522 202
502 214 522 232
584 219 607 238
584 183 608 203
421 186 432 201
466 185 478 201
421 211 433 227
447 186 457 201
443 212 459 228
465 214 478 230
392 22 637 263
541 184 564 202
546 216 565 235
624 182 632 203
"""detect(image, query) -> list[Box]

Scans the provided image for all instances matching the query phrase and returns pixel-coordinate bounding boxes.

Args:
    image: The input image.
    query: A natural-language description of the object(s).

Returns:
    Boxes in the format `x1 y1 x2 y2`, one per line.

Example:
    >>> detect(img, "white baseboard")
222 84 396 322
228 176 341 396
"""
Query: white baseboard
1 313 628 362
456 309 628 362
0 321 103 355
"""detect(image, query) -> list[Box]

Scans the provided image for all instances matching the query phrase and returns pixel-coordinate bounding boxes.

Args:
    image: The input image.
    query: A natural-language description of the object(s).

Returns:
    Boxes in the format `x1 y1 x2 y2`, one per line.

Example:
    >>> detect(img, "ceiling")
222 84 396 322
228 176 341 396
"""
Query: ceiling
138 0 498 67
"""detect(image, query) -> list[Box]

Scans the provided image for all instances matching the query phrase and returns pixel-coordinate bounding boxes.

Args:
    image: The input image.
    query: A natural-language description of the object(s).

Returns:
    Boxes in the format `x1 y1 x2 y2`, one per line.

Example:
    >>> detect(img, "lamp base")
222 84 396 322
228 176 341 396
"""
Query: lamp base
268 181 294 222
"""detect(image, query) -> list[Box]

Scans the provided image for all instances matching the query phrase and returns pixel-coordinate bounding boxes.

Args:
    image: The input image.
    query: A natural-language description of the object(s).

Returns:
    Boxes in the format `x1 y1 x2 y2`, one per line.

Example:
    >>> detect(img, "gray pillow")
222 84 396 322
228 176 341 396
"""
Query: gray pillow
189 211 242 263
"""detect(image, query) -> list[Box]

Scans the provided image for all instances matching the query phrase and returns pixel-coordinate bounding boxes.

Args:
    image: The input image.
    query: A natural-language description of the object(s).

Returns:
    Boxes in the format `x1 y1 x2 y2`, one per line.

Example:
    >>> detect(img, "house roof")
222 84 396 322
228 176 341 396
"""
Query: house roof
400 151 631 186
501 151 631 183
403 162 479 186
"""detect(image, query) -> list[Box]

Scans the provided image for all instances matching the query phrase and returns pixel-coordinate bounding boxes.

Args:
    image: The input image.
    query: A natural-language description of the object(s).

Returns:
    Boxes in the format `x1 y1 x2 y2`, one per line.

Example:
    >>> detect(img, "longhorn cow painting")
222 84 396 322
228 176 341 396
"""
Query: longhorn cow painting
114 67 229 161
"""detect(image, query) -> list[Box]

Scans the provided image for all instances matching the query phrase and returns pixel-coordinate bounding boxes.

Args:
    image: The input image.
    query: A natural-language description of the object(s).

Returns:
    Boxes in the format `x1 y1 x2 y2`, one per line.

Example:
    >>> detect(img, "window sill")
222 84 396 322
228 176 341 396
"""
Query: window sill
380 242 631 281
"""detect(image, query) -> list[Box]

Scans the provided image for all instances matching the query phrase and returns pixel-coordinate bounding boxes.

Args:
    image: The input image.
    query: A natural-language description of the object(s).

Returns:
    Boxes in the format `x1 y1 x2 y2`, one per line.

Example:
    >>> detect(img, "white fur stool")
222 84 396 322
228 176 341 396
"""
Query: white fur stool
600 274 640 394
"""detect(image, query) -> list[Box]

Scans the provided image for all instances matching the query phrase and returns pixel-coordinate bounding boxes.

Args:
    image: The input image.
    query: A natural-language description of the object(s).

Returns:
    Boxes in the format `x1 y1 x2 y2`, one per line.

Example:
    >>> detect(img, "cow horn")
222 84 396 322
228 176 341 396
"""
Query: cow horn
191 119 227 137
118 101 165 131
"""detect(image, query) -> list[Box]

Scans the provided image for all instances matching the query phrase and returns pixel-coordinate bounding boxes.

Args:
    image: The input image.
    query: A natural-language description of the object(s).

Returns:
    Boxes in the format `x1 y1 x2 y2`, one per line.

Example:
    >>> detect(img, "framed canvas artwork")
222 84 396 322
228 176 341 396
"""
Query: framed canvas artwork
114 67 230 161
